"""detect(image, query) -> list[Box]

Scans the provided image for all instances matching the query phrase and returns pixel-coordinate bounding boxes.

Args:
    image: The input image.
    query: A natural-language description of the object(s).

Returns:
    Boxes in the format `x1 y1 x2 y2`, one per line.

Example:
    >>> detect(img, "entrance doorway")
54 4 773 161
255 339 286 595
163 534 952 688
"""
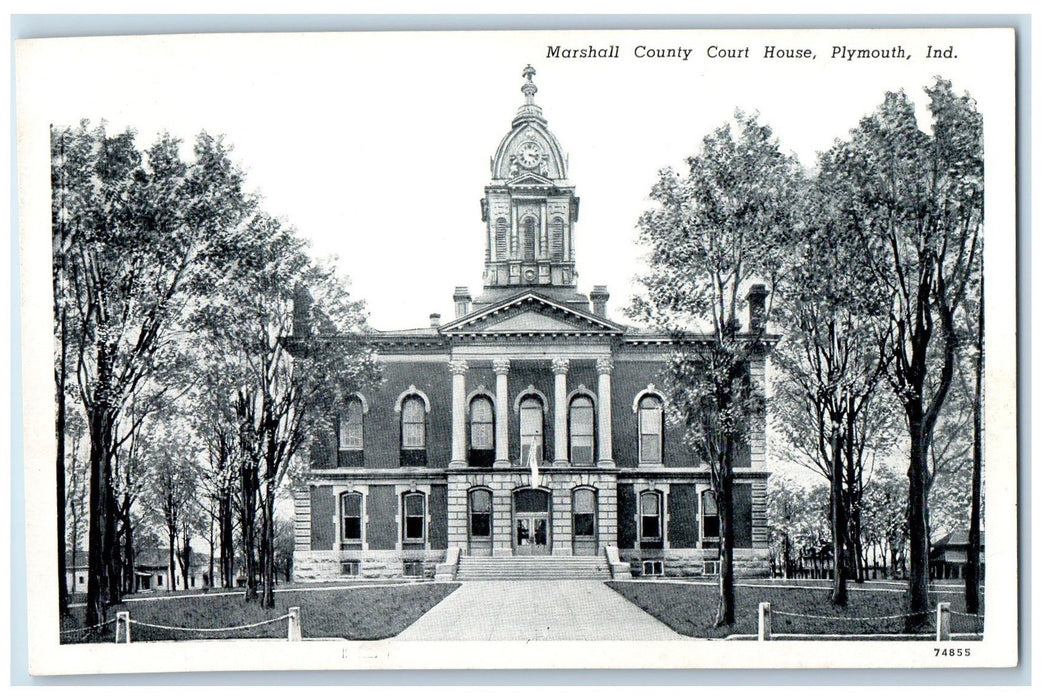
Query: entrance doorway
513 488 551 555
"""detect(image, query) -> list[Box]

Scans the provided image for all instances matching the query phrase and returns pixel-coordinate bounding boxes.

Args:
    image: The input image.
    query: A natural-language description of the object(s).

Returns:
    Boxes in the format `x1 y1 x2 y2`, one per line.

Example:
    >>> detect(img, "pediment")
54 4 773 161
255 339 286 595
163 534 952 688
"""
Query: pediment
441 292 624 336
507 172 554 187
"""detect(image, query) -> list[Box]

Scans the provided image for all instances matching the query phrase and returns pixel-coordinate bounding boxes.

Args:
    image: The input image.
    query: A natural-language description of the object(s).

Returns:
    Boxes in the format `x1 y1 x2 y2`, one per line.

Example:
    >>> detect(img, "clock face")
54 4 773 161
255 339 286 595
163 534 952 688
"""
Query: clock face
517 141 542 168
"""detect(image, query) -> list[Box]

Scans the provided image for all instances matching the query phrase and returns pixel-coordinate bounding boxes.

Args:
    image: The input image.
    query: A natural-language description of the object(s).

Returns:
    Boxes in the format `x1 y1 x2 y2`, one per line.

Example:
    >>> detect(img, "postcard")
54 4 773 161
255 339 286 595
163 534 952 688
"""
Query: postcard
15 26 1017 674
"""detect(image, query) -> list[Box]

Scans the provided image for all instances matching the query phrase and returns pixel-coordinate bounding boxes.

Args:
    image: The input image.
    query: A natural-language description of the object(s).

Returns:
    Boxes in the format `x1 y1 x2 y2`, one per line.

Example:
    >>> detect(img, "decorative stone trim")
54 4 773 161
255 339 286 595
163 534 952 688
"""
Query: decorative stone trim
550 357 570 375
631 384 666 413
394 385 432 413
493 358 511 375
596 357 614 375
513 384 550 414
448 359 469 376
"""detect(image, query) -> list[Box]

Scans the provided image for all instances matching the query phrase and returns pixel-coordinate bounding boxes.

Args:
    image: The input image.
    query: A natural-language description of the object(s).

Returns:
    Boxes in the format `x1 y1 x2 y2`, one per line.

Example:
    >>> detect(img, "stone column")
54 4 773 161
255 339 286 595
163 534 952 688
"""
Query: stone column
596 357 614 466
493 359 511 467
449 360 468 468
551 357 569 467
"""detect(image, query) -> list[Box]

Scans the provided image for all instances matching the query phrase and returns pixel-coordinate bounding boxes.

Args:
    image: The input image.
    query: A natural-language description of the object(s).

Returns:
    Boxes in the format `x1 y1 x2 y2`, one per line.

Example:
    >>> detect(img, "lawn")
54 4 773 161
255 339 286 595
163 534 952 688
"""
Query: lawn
60 583 460 643
607 580 984 639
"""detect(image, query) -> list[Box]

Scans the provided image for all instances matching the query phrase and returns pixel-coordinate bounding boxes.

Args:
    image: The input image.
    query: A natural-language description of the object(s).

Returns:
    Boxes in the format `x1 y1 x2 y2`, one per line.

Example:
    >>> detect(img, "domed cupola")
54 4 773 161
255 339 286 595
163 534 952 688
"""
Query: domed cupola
478 66 583 306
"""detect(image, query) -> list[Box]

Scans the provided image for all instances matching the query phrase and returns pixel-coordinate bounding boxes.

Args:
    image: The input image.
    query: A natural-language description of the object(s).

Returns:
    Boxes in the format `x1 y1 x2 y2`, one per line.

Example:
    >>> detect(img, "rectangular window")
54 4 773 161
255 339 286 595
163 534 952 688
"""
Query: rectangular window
403 493 426 541
341 492 363 541
642 560 664 576
640 492 662 541
403 561 424 577
703 560 720 576
702 490 720 540
469 490 492 538
573 489 596 537
341 561 360 577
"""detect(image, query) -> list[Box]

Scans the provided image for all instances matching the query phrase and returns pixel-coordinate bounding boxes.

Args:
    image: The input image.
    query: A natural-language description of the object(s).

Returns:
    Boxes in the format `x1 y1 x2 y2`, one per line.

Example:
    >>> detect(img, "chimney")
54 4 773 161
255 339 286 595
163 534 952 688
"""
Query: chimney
590 285 610 318
453 286 472 318
748 284 768 332
429 312 442 329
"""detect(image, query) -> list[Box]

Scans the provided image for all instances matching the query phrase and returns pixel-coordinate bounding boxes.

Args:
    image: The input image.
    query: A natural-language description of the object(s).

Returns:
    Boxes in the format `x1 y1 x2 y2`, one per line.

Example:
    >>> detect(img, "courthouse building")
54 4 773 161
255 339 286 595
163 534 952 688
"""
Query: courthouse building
292 67 771 581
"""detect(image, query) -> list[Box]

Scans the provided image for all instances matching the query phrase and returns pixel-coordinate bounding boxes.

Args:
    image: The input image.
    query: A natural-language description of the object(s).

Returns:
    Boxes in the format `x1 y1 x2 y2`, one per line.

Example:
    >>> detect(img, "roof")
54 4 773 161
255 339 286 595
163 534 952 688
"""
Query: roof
931 527 985 549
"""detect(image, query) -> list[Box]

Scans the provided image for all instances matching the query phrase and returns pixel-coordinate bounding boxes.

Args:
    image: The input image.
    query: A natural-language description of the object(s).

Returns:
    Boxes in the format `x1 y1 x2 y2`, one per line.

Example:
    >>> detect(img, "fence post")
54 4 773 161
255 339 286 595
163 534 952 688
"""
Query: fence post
288 607 302 642
115 611 131 644
758 602 772 641
935 602 951 642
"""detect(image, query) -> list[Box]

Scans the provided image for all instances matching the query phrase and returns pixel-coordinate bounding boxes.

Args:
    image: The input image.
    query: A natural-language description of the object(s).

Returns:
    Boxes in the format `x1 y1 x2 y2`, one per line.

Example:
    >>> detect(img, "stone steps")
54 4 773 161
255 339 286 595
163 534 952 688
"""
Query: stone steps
456 555 610 580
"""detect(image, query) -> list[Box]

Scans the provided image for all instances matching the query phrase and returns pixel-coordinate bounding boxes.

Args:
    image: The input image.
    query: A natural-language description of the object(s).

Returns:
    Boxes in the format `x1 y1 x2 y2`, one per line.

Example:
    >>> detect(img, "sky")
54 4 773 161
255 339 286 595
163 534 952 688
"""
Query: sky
16 28 1011 333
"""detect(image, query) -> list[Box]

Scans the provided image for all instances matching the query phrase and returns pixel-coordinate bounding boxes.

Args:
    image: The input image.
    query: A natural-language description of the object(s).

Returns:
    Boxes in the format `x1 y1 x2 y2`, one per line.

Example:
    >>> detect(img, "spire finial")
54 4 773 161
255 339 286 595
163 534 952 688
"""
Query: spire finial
521 64 538 104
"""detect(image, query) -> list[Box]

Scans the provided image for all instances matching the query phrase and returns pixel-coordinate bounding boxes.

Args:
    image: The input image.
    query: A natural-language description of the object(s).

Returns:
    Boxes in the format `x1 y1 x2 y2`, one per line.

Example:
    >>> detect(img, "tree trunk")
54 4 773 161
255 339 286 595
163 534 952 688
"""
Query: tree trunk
220 490 235 588
84 348 114 626
167 528 176 591
906 406 932 628
966 285 984 614
830 425 848 605
261 483 276 608
55 344 68 617
714 450 735 627
241 464 258 601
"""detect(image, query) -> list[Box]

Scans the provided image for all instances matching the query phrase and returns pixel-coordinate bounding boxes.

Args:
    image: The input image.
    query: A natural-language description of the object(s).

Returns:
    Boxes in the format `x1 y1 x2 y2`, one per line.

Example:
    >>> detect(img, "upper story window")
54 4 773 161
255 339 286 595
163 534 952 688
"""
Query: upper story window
569 395 595 465
339 397 364 451
470 396 494 450
638 395 664 464
340 492 362 542
702 490 720 540
521 216 537 261
550 218 565 262
495 218 508 260
519 396 544 465
398 391 429 467
403 492 426 542
640 491 663 543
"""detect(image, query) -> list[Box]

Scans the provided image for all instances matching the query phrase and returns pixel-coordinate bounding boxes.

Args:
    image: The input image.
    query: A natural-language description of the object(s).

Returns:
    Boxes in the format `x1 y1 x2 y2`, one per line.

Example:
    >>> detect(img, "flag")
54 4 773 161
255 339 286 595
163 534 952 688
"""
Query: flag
528 437 540 485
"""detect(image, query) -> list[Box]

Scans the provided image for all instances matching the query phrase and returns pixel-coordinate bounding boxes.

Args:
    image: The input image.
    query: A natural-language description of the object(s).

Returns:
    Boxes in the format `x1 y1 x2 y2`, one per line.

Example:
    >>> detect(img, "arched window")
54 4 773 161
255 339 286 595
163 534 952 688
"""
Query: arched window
469 489 492 540
550 218 565 262
521 216 537 261
495 218 508 260
702 490 719 541
469 395 495 467
638 395 664 464
569 395 595 465
640 491 663 543
519 396 544 465
340 492 363 543
400 395 427 466
402 492 426 542
339 396 364 449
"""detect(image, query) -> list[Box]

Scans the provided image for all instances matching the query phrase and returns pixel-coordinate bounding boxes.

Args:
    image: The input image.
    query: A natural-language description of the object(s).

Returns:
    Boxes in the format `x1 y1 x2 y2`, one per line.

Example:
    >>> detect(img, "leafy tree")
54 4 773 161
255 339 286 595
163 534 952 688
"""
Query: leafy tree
821 79 982 621
631 111 802 625
767 474 829 578
861 467 910 577
51 122 258 623
773 167 897 602
195 213 378 607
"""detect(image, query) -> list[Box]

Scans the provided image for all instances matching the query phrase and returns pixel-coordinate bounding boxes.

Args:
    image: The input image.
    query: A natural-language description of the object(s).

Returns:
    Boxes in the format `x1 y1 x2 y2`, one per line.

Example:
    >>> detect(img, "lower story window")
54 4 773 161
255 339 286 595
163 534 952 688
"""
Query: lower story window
703 560 720 576
469 489 492 538
403 492 426 542
403 561 424 577
702 490 720 540
341 560 360 577
642 560 664 577
640 491 663 542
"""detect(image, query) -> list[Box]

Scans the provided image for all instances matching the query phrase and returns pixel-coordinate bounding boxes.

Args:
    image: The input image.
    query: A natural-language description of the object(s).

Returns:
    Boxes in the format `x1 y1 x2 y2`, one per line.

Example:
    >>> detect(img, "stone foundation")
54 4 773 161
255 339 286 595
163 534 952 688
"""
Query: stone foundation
620 548 771 578
294 549 447 582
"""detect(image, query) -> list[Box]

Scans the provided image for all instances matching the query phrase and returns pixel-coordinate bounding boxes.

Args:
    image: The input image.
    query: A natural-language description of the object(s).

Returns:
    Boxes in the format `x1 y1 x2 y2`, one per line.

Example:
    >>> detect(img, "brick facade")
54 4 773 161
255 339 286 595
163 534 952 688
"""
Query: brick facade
291 67 772 582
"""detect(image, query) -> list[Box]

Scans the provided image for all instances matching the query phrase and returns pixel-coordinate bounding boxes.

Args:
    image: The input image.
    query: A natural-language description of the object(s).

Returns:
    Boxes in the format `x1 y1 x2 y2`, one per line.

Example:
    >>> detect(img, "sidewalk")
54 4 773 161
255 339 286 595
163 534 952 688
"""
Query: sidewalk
395 580 686 641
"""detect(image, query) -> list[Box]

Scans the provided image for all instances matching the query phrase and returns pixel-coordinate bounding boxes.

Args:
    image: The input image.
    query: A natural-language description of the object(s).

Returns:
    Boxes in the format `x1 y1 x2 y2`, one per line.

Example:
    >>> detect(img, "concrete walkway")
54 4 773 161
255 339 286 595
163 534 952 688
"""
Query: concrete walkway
395 580 686 641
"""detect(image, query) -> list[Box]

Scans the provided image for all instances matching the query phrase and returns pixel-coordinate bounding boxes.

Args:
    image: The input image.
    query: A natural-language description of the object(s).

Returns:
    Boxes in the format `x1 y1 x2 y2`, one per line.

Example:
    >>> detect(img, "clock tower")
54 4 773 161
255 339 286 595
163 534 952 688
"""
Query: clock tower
475 65 586 311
